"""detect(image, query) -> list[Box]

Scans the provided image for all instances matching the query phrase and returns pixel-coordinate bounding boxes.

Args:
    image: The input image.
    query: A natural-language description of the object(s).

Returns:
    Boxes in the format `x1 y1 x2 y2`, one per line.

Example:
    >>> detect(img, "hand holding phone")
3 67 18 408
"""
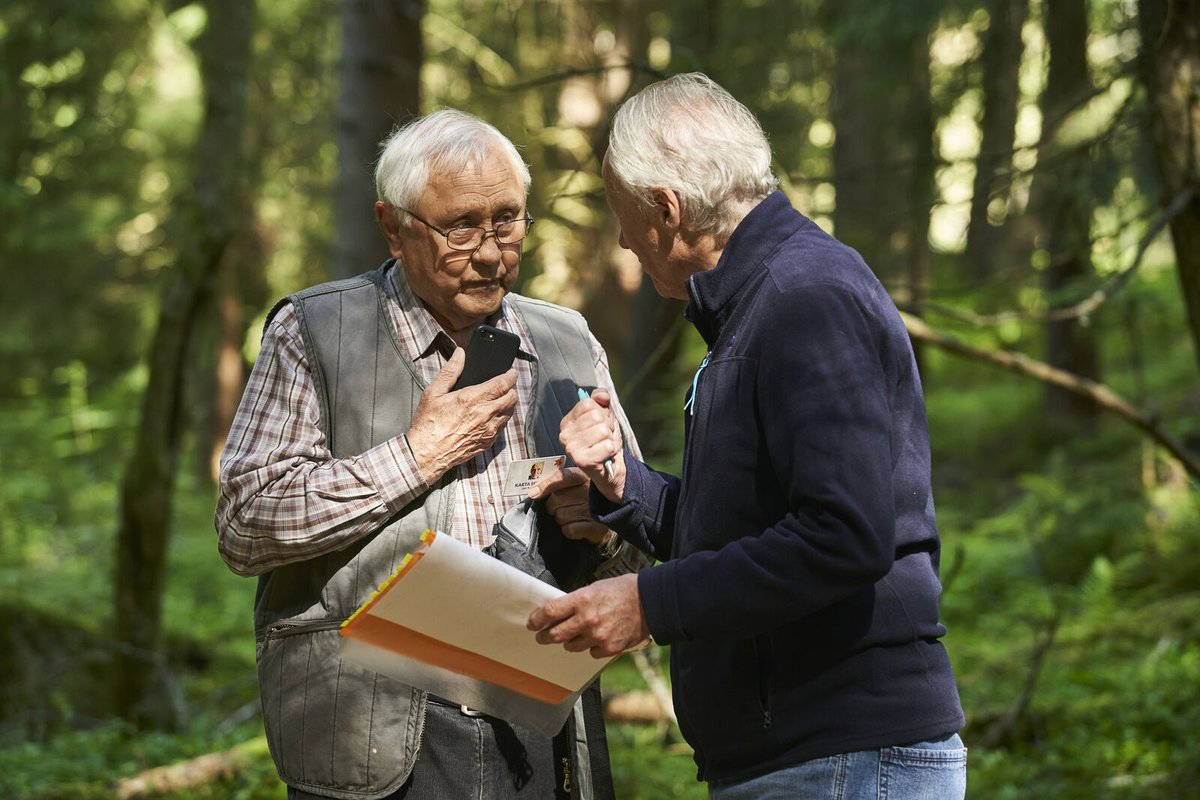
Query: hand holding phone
452 324 520 391
407 327 520 482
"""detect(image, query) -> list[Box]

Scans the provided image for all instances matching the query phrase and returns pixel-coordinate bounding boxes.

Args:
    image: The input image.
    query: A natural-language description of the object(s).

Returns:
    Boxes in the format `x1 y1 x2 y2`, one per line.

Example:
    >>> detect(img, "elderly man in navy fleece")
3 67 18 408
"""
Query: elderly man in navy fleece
527 73 967 799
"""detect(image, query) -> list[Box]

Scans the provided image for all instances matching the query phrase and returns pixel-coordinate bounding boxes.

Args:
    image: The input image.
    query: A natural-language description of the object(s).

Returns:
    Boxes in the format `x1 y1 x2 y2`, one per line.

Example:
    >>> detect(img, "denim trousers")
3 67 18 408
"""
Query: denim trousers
707 733 967 800
287 700 567 800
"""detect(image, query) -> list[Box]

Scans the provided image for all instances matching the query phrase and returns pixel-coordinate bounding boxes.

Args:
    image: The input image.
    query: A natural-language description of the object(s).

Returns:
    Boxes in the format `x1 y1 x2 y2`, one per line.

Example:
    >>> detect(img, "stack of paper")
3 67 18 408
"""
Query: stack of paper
339 530 616 736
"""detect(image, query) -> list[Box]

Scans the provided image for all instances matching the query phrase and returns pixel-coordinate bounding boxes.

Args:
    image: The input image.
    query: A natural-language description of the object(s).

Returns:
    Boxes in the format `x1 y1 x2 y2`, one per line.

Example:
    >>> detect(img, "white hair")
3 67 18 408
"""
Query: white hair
607 73 778 242
374 109 531 221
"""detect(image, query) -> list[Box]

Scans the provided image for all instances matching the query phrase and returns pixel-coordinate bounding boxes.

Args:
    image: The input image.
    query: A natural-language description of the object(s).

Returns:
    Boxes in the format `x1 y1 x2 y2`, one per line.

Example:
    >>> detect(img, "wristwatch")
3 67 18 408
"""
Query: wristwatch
598 531 622 560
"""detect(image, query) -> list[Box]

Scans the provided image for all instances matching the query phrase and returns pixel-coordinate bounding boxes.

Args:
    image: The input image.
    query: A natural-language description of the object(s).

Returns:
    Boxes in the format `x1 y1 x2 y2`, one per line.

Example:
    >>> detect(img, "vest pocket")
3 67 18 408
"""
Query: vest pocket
258 621 422 796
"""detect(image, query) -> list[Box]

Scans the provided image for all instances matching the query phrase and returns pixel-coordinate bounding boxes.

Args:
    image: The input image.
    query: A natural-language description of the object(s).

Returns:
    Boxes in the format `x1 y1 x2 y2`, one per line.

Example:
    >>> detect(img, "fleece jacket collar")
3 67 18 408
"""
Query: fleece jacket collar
685 190 809 347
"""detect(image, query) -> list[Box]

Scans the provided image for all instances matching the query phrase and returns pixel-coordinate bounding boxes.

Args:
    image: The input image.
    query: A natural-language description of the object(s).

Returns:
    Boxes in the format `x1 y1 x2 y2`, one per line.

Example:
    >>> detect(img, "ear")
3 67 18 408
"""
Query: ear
649 187 682 230
375 202 405 256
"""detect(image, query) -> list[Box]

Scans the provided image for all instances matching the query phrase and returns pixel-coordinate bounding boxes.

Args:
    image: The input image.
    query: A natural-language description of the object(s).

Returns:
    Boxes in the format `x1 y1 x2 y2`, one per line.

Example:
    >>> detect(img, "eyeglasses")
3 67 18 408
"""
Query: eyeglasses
398 207 535 251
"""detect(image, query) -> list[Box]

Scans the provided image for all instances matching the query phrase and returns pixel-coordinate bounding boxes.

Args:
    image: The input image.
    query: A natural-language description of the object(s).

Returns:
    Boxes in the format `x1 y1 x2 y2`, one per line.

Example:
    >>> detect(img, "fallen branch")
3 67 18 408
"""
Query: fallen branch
605 690 672 724
901 312 1200 482
113 738 268 799
630 647 677 726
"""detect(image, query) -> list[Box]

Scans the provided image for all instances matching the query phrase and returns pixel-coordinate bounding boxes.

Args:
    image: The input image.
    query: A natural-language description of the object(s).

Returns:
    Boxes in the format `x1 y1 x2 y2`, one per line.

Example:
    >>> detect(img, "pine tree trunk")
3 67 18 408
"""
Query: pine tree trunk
1033 0 1102 423
830 3 940 295
906 33 936 373
333 0 425 279
614 0 688 454
1138 0 1200 376
113 0 255 727
966 0 1028 280
832 37 898 284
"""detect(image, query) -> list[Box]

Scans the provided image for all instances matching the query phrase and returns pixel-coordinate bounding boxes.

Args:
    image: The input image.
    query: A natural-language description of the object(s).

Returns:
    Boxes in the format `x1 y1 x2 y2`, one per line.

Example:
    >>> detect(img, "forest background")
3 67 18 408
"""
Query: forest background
2 0 1199 797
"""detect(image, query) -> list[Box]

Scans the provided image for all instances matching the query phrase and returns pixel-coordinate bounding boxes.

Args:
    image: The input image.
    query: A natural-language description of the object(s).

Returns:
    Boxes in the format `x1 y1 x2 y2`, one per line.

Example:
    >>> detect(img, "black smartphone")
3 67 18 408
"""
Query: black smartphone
452 324 520 390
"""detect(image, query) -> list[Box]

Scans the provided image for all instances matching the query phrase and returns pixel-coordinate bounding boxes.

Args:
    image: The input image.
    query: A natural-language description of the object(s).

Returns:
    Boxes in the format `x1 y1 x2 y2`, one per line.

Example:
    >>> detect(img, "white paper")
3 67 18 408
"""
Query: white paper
364 532 610 689
339 531 616 735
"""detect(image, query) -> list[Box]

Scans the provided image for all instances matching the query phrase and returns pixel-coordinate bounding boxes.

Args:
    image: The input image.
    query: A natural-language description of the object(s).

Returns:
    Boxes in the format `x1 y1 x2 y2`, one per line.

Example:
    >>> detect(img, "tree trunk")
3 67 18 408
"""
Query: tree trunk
192 197 268 486
1032 0 1102 424
966 0 1028 280
114 739 268 799
334 0 425 279
906 32 936 373
1138 0 1200 375
194 64 273 487
829 4 940 293
832 33 897 284
113 0 255 727
206 284 251 481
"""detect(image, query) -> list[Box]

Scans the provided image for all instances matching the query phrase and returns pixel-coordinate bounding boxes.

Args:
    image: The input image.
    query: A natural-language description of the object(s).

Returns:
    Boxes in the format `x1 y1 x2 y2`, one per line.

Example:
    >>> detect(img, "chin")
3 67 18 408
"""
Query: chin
456 297 504 324
649 278 679 301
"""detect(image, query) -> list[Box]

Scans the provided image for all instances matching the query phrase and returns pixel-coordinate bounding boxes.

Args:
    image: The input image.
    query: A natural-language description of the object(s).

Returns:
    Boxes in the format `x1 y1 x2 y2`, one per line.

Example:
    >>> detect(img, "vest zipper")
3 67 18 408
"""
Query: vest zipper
410 689 428 777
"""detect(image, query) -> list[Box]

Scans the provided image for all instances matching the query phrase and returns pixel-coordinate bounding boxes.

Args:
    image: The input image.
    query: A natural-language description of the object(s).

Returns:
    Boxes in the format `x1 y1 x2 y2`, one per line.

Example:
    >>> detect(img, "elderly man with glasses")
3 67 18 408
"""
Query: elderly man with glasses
216 109 644 800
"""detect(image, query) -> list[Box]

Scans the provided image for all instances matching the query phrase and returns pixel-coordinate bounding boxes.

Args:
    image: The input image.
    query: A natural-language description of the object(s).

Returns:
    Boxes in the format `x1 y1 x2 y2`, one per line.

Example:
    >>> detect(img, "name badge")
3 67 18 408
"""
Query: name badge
502 456 566 496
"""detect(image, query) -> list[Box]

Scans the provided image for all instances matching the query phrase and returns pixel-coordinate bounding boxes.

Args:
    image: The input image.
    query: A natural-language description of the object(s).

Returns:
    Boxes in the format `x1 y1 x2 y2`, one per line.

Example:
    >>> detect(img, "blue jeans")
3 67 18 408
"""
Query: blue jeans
707 733 967 800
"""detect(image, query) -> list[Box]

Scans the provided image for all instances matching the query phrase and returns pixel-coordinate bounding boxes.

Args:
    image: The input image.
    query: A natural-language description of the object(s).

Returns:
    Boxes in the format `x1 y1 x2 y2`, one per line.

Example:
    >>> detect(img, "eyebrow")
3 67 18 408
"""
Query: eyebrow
441 202 525 223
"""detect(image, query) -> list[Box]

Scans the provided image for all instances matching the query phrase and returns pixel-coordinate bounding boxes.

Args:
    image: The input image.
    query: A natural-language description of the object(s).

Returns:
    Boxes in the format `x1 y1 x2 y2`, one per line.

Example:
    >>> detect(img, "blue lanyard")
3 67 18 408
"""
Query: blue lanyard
683 353 711 415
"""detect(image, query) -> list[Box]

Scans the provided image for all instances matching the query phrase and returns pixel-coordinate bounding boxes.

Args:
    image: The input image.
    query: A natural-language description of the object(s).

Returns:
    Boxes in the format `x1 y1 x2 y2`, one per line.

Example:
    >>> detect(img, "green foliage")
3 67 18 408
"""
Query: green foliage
608 725 705 800
0 726 280 799
3 0 1200 797
935 370 1200 798
599 656 706 799
0 0 175 390
958 604 1200 799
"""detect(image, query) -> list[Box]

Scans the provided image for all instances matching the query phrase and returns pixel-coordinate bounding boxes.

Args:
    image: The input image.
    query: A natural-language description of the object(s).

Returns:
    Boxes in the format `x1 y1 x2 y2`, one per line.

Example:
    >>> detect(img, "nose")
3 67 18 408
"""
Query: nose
472 230 503 266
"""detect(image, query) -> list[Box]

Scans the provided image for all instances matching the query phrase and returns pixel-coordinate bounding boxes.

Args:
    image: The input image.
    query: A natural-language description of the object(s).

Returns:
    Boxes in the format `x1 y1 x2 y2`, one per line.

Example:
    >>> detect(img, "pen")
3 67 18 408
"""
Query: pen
577 387 615 481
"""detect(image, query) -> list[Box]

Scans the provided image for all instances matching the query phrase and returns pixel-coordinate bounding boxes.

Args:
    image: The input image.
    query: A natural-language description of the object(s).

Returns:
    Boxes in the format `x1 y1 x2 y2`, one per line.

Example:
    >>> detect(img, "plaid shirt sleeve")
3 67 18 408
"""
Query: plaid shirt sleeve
214 304 429 577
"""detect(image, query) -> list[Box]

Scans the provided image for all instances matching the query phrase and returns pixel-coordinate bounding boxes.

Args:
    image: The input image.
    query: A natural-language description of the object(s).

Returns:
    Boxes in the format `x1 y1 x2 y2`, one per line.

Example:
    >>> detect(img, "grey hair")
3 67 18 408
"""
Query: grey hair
607 73 778 242
374 109 531 221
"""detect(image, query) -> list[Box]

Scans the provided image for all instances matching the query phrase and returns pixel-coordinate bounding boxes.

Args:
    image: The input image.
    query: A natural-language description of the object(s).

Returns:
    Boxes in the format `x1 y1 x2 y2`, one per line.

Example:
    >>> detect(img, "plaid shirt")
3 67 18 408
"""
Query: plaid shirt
216 264 646 578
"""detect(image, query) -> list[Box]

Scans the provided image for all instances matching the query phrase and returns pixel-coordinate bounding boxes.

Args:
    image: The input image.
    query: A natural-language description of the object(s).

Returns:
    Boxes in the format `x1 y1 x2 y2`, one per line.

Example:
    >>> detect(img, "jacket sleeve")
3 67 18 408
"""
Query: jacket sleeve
589 452 680 562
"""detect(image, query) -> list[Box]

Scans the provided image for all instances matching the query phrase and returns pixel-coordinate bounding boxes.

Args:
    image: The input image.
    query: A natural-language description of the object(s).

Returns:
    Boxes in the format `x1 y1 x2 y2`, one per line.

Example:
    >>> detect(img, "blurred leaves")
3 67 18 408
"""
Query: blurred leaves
2 0 1199 796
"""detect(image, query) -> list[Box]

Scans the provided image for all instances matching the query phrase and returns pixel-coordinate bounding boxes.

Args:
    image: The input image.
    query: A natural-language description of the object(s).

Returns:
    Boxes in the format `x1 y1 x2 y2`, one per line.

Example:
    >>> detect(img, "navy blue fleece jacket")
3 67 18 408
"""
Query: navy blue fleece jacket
593 192 964 781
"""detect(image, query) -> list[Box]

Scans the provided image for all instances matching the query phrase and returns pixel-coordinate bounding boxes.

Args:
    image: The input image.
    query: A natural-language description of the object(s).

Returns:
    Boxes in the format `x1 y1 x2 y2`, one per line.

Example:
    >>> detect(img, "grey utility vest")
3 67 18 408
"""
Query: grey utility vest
253 264 614 799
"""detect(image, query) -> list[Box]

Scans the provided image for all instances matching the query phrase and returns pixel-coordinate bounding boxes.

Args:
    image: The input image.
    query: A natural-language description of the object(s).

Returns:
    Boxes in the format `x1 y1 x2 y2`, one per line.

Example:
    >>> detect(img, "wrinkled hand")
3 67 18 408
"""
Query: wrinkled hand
527 574 649 658
559 389 625 503
406 348 518 483
528 466 610 545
